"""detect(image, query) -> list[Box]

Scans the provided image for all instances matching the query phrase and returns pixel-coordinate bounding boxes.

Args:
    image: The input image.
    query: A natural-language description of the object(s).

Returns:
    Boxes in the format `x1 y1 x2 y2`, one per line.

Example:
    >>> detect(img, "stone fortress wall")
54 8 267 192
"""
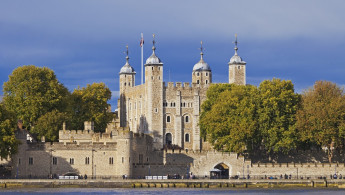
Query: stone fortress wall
2 36 345 179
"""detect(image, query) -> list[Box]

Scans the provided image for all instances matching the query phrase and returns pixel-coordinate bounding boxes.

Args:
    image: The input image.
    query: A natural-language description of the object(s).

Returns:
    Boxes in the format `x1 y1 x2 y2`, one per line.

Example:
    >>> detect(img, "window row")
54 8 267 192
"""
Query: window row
196 80 209 84
195 72 209 76
166 115 190 123
26 157 114 165
163 102 193 108
165 133 190 144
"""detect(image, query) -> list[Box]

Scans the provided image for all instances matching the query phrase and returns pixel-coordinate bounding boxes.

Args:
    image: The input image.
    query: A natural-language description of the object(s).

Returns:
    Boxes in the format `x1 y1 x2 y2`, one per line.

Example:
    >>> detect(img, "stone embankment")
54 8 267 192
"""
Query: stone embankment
1 179 345 189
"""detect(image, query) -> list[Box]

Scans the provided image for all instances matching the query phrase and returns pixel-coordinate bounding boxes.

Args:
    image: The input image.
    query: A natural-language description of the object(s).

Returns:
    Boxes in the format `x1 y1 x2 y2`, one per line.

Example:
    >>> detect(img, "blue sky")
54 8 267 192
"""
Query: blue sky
1 0 345 109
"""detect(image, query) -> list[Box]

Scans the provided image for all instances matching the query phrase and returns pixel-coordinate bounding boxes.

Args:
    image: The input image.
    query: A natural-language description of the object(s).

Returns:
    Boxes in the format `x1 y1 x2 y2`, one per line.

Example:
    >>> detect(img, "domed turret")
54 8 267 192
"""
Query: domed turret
193 41 211 71
192 41 212 86
119 46 136 74
145 34 163 65
228 34 246 85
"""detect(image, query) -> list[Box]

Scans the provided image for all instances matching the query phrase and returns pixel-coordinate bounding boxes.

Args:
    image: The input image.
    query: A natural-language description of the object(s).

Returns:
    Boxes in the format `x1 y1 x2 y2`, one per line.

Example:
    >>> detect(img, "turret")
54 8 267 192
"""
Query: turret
119 45 136 127
144 34 164 149
192 41 212 86
228 34 246 85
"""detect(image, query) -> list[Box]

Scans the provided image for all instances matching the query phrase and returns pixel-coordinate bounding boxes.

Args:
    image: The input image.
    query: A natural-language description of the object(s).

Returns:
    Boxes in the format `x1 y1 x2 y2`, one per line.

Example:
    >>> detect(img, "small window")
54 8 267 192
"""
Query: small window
139 154 143 164
18 158 21 165
122 157 124 163
151 76 153 80
238 66 240 69
109 157 114 165
159 76 160 80
155 108 158 113
183 103 186 107
124 82 126 86
69 158 74 165
206 80 208 84
206 72 208 76
185 134 190 142
152 67 154 70
167 115 171 123
29 157 33 165
185 115 189 123
170 102 173 107
129 82 131 86
197 72 199 76
53 157 58 165
159 67 160 70
147 157 149 162
85 157 89 165
197 80 199 84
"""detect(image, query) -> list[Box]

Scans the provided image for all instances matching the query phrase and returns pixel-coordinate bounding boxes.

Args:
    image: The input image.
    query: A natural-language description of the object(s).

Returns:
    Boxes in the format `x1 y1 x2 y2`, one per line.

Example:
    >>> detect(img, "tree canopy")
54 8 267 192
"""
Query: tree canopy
0 103 18 160
3 65 69 129
258 79 301 153
69 83 113 131
296 81 345 162
200 79 301 154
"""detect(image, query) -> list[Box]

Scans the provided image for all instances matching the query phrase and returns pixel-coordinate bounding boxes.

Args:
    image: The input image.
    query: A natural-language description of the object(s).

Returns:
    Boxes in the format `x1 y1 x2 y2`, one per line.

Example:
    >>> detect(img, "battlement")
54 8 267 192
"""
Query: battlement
164 82 193 90
251 162 345 168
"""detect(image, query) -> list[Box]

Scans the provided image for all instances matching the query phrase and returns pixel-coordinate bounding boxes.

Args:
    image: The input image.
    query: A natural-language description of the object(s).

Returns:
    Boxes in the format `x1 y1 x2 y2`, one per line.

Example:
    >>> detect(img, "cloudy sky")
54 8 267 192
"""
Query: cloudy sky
1 0 345 109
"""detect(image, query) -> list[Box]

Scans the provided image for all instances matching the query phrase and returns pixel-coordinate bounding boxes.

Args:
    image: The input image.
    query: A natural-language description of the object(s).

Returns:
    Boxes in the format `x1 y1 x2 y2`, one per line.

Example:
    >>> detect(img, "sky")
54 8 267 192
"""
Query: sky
1 0 345 109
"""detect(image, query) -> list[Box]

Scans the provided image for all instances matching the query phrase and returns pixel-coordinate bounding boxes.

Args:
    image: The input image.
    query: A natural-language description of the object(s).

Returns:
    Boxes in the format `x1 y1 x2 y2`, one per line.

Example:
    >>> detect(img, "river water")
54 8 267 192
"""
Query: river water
1 188 345 195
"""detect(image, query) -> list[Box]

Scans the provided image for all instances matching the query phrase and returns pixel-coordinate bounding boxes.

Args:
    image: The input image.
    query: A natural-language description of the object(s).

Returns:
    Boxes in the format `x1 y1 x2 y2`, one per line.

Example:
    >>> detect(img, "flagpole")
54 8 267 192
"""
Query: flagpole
141 33 144 85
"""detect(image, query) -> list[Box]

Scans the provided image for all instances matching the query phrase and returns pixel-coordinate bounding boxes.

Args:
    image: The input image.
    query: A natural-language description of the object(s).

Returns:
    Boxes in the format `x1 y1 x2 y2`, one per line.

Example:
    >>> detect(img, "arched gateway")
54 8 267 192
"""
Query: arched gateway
210 163 229 179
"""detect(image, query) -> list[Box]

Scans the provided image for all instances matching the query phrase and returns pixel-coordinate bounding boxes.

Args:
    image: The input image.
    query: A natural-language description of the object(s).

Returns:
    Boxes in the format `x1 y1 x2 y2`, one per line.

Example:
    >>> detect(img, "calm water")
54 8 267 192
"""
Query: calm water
1 188 345 195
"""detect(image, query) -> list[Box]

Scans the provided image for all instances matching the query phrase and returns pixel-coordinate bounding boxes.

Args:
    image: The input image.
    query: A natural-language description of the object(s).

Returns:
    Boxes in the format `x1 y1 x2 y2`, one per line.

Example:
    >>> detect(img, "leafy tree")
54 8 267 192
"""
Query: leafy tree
0 103 18 160
200 84 259 153
258 79 301 154
3 65 70 130
31 110 66 142
296 81 345 162
70 83 112 132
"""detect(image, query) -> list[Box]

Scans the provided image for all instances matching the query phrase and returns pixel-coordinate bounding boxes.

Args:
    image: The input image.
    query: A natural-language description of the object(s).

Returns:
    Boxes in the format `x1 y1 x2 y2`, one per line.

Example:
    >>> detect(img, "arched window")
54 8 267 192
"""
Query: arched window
129 82 131 86
185 134 190 142
197 80 199 84
206 72 208 76
124 82 126 86
166 133 172 145
152 67 154 70
167 115 171 123
185 115 189 123
206 80 208 84
197 72 199 76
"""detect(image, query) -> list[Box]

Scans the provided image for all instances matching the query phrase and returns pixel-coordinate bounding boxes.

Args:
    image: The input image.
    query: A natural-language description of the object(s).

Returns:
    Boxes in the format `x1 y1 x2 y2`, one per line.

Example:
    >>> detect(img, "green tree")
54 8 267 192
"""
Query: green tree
296 81 345 162
0 103 18 160
200 84 259 153
70 83 112 132
31 110 66 142
3 65 70 129
258 79 301 154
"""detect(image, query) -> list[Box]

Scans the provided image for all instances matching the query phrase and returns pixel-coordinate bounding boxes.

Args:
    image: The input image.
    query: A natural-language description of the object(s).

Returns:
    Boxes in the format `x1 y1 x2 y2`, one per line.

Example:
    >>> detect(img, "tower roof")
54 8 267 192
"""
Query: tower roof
229 34 246 65
119 45 136 74
145 34 163 65
193 41 211 71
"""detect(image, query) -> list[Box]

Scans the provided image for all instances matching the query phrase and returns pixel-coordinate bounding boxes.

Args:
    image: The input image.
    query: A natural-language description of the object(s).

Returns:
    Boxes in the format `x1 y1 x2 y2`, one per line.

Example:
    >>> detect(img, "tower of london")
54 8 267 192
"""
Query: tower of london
118 35 246 151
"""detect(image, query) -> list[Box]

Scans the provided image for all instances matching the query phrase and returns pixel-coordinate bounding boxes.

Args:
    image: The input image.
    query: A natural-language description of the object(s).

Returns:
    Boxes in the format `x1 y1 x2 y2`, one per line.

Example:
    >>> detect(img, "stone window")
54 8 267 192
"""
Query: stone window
122 157 124 163
238 66 240 69
155 108 158 113
206 72 208 76
185 133 190 142
139 154 143 164
197 80 199 84
159 76 160 80
29 157 33 165
206 80 208 84
185 115 189 123
124 82 126 86
69 158 74 165
151 76 153 80
167 115 171 123
18 158 21 165
183 102 186 107
53 157 58 165
85 157 90 165
147 157 149 162
197 72 199 76
109 157 114 165
152 67 154 70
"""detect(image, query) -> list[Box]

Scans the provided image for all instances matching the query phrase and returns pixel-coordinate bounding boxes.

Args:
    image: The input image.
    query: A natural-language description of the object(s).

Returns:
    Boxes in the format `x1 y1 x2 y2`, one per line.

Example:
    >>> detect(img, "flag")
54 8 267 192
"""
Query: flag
140 33 144 47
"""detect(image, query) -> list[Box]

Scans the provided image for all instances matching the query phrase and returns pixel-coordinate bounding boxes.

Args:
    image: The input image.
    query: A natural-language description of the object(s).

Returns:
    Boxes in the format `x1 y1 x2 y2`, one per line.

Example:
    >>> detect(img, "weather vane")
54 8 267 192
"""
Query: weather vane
125 45 129 56
200 41 204 53
233 34 238 47
152 34 156 47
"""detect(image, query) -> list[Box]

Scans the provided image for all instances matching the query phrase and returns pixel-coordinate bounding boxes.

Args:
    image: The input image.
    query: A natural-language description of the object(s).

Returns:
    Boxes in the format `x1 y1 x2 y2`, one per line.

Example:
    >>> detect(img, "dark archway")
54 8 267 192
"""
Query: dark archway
210 163 229 179
166 133 172 145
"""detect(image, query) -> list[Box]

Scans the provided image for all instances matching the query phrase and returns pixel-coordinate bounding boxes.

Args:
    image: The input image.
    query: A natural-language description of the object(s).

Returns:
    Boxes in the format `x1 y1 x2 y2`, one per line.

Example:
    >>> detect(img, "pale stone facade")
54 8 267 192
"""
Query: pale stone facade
4 37 344 180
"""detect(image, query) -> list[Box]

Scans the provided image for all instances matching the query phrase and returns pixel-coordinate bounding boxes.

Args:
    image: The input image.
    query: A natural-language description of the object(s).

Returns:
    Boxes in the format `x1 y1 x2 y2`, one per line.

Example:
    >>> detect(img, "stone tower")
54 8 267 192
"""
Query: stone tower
144 35 164 149
228 34 246 85
192 41 212 86
119 45 136 127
